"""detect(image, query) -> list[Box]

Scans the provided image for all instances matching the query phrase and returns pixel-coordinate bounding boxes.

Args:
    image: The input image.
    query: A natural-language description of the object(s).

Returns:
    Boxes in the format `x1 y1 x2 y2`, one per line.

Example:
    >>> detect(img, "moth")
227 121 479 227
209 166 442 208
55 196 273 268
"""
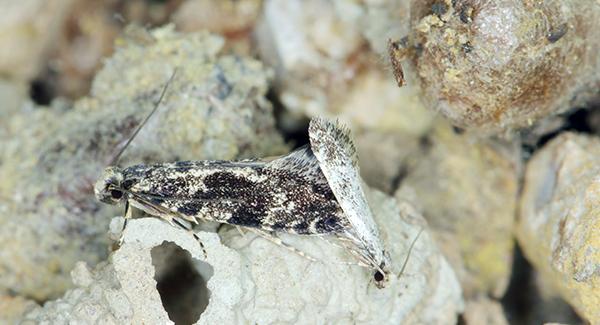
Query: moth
94 71 393 288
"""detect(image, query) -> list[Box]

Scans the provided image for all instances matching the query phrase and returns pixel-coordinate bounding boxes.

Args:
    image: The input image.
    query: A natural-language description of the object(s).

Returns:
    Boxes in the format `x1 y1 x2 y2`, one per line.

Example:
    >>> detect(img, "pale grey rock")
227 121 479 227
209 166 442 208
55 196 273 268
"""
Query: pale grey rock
24 189 463 324
355 130 421 193
340 0 411 54
255 0 363 120
255 0 434 135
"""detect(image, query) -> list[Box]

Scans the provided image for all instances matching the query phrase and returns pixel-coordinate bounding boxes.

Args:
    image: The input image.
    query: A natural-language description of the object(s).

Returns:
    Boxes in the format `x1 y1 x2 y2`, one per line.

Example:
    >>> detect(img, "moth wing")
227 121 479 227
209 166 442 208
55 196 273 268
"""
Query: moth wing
128 191 199 224
267 144 328 185
308 118 384 259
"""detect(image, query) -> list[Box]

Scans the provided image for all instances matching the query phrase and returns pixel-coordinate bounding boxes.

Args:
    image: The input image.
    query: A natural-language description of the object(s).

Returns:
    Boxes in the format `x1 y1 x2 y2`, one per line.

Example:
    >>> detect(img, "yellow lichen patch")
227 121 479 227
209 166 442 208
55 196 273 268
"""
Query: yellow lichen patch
462 237 513 296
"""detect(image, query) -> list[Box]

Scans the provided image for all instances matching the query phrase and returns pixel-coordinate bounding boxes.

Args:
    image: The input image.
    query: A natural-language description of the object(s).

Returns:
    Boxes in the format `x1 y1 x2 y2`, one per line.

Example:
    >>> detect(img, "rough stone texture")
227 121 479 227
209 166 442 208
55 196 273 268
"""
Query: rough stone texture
402 0 600 133
518 133 600 323
23 189 464 324
0 0 74 81
396 121 519 298
0 26 286 301
255 0 434 134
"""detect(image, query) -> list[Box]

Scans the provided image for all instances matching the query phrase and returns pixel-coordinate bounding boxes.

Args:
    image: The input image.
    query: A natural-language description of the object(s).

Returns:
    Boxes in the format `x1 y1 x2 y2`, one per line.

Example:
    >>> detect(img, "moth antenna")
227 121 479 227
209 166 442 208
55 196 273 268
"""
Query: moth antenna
397 227 424 280
109 68 179 166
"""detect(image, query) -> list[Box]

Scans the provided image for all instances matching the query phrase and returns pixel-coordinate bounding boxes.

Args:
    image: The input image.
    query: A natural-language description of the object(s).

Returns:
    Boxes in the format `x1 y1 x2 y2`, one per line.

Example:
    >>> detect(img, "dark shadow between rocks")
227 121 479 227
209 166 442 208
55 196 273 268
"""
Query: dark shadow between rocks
501 243 581 325
151 241 214 325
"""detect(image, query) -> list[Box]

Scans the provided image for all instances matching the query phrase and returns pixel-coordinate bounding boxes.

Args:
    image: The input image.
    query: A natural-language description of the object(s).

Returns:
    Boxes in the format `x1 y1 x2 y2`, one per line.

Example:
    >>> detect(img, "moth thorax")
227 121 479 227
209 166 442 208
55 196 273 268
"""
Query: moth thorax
94 166 126 205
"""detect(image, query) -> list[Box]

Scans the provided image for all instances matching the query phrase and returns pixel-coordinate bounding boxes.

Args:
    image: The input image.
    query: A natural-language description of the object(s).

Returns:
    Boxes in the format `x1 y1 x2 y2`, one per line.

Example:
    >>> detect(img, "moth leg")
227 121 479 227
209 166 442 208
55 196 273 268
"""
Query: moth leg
235 226 246 237
339 246 372 269
171 218 208 260
124 201 133 219
249 229 317 262
118 218 128 247
335 235 378 270
116 202 132 247
318 236 370 268
329 259 370 268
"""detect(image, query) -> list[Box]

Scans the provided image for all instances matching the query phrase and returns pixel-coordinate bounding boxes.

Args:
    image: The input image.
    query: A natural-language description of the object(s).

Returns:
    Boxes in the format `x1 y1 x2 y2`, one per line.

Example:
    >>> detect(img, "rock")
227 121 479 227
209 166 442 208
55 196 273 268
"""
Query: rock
43 0 123 98
462 296 509 325
0 79 27 123
255 0 363 121
0 0 74 81
23 189 464 324
527 273 583 324
0 295 38 325
173 0 261 55
396 121 519 298
518 132 600 323
355 129 421 194
174 0 261 34
335 70 435 135
35 0 183 98
0 26 286 300
352 0 411 55
255 0 435 135
395 0 600 133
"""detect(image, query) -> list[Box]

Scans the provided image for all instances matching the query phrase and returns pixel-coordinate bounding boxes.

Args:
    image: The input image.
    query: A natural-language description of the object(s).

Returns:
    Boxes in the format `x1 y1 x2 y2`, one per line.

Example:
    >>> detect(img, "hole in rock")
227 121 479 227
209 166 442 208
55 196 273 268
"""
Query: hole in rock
30 77 55 106
151 241 214 325
268 88 310 149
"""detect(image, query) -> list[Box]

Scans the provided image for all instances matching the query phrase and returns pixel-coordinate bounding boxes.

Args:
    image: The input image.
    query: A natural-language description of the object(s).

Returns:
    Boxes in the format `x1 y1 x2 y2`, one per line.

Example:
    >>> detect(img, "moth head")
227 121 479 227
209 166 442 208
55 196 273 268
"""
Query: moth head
373 265 391 289
95 166 127 205
373 251 392 289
